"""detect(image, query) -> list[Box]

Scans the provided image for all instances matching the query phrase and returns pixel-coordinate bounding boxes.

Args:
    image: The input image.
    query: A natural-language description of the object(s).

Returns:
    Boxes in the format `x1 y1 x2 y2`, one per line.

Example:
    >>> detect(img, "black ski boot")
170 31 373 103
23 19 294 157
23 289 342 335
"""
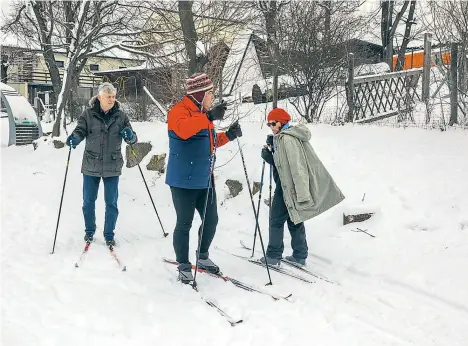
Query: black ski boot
84 233 94 243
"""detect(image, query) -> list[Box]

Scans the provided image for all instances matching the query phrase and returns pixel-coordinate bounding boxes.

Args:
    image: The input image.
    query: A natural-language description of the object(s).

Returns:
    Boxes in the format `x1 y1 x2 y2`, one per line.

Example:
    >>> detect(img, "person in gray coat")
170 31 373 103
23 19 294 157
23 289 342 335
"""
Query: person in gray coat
66 82 137 246
260 108 345 266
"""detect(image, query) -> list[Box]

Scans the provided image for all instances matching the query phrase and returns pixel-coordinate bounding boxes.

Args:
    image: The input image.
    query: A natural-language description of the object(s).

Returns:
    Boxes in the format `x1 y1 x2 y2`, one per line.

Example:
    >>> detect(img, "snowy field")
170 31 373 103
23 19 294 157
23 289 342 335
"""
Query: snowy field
2 118 468 346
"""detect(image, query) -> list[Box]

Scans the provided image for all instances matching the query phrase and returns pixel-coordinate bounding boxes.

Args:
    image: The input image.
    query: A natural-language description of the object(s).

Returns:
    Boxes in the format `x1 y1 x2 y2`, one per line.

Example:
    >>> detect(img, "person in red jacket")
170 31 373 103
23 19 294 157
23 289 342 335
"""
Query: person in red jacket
166 72 242 283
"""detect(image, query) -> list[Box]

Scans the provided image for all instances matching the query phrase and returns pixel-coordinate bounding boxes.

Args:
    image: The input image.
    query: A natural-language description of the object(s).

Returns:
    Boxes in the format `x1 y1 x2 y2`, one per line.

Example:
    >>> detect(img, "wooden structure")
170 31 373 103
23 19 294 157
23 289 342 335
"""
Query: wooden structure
346 34 432 124
350 67 423 123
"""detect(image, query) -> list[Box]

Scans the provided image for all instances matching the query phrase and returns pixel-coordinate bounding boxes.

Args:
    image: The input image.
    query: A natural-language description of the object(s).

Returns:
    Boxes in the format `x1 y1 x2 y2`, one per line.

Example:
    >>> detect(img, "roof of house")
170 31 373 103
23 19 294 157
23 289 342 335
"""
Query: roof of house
0 32 145 61
220 30 276 96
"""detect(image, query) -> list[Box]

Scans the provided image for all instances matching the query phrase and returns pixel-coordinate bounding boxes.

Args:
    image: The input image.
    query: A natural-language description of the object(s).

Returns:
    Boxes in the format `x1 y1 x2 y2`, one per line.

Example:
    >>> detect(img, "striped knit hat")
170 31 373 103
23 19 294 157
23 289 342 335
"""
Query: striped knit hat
186 72 213 95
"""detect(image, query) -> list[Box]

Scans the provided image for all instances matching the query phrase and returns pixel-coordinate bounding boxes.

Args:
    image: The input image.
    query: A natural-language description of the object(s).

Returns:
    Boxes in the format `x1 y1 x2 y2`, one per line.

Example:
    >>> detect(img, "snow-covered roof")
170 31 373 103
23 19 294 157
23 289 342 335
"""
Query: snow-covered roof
93 60 159 74
94 43 187 74
0 32 38 50
1 32 145 61
221 29 255 96
0 82 17 92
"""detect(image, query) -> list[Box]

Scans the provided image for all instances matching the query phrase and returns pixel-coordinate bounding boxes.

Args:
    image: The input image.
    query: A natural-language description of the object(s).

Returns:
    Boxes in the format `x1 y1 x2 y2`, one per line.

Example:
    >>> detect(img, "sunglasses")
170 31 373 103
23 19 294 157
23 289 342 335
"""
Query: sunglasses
267 121 278 127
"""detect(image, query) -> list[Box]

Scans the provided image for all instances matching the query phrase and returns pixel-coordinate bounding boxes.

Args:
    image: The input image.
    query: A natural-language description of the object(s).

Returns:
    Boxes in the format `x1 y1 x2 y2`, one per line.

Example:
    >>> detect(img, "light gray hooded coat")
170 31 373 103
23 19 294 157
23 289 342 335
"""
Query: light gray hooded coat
273 124 345 224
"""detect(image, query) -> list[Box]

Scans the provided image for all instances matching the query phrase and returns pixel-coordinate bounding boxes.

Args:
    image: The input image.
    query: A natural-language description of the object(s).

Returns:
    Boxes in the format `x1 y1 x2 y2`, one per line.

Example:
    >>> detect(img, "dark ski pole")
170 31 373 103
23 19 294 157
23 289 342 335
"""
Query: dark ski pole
51 146 72 254
236 138 273 285
192 141 218 290
130 145 168 237
269 162 272 220
251 160 265 257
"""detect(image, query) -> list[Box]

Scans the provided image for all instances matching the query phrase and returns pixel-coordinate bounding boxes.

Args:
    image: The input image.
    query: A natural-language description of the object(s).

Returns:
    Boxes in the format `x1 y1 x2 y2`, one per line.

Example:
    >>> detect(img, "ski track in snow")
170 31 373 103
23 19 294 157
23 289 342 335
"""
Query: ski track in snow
2 120 468 346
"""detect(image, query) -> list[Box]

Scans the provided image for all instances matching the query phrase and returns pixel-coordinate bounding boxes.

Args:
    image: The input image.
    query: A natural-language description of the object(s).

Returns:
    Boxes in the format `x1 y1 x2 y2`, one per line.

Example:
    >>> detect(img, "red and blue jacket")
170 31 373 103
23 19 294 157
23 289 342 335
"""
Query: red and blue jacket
165 96 230 189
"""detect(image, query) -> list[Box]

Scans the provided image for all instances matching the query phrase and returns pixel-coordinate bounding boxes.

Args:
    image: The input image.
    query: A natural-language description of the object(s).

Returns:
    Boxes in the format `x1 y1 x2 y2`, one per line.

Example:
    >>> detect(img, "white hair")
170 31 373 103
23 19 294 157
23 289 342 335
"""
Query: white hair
98 82 117 95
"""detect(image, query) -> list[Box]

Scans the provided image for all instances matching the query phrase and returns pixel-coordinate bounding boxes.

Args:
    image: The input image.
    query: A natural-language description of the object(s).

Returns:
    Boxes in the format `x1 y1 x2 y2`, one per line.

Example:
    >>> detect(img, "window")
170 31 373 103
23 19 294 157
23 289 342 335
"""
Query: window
55 60 64 68
89 64 99 71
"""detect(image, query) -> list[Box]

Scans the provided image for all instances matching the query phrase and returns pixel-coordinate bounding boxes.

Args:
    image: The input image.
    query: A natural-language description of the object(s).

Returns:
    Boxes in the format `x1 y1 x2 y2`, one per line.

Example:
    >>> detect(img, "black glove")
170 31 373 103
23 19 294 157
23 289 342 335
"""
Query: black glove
261 146 274 165
226 120 242 141
266 134 273 147
207 101 227 122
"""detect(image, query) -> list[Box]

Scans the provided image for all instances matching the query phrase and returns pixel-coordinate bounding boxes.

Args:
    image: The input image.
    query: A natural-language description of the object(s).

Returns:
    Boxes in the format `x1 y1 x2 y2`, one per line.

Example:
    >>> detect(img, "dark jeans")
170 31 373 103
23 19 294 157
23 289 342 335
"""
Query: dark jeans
83 174 119 241
267 184 308 260
170 186 218 270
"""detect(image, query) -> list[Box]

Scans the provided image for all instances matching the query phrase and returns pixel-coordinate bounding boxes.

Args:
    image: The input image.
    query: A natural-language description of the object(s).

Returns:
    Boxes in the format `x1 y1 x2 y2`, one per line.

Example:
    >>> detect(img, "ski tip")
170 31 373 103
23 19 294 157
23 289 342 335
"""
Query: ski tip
230 319 243 327
122 266 127 272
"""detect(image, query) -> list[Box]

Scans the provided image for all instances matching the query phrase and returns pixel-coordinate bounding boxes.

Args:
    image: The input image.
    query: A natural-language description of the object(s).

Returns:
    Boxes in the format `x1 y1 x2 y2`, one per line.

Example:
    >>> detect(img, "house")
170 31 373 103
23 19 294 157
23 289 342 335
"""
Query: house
332 38 384 66
94 41 231 116
220 30 275 99
220 30 387 103
0 42 144 109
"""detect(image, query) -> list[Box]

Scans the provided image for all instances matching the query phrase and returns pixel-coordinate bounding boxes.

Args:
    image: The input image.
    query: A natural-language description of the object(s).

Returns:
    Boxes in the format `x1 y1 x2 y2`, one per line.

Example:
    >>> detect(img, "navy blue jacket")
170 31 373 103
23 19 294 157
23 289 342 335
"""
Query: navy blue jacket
165 96 230 189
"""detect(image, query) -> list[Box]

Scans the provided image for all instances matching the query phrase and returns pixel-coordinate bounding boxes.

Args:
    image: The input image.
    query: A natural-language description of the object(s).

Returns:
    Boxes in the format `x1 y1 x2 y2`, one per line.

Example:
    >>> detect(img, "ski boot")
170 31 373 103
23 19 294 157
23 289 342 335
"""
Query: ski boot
284 255 306 266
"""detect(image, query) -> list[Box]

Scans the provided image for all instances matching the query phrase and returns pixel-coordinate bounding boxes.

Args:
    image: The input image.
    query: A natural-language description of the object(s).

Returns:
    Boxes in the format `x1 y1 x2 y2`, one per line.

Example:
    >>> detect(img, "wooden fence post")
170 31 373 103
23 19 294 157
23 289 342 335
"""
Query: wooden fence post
346 53 355 122
450 42 458 126
142 78 148 122
422 33 432 102
218 68 223 104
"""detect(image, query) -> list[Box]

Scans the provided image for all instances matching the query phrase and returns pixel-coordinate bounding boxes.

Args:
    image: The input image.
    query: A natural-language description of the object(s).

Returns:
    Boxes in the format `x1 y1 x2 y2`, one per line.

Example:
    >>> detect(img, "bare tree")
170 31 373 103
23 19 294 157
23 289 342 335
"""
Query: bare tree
2 0 165 136
279 1 362 122
394 0 417 71
425 1 468 88
255 0 288 109
137 0 254 100
177 1 203 76
381 0 418 71
0 45 37 86
0 55 8 83
422 1 468 125
0 50 18 84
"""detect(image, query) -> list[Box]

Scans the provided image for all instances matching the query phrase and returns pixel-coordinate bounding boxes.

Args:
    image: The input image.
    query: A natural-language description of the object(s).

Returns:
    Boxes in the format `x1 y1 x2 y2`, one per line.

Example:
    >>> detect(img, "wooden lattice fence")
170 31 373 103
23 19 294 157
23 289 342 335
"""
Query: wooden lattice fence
348 68 423 123
345 34 466 126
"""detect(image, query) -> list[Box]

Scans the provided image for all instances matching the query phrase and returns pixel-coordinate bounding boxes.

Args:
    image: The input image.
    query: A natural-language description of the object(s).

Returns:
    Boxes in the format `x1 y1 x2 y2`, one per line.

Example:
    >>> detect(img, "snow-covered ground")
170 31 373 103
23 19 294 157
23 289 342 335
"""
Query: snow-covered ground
2 117 468 346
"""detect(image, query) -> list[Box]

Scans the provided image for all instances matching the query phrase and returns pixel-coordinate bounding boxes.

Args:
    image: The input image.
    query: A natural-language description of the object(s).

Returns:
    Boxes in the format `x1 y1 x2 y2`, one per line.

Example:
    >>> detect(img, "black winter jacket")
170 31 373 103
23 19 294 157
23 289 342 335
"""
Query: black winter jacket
71 96 137 177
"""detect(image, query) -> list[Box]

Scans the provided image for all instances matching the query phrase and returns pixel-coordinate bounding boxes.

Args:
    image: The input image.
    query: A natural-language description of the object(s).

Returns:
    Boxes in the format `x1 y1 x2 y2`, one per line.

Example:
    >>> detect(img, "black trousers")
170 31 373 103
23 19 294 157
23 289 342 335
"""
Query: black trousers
170 186 218 268
266 184 308 260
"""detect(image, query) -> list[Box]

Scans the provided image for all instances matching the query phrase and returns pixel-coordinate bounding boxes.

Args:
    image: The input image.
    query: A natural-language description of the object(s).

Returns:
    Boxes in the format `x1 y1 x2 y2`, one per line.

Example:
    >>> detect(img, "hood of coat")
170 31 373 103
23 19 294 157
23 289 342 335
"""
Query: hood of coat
281 124 311 142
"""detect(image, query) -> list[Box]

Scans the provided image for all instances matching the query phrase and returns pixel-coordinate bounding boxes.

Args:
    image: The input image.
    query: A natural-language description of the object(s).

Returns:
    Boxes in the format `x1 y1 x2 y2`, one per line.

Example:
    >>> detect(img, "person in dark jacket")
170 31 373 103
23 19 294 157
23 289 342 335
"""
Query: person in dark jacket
66 82 137 247
166 72 242 283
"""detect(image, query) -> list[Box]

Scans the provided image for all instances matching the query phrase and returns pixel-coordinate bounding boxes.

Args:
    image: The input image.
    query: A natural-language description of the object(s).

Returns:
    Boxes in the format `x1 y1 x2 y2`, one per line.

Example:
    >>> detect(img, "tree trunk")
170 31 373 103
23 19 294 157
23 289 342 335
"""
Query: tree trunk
178 1 200 76
31 1 64 136
323 1 331 48
449 42 458 126
68 71 81 122
381 0 394 70
1 58 8 83
53 0 91 136
264 2 279 109
395 1 417 71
